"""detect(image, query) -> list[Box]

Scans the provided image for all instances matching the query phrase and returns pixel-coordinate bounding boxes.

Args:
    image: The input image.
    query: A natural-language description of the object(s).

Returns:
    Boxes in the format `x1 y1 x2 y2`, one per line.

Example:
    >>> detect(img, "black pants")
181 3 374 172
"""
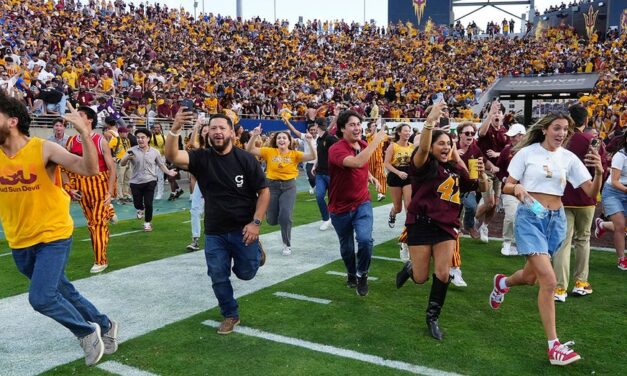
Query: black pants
305 163 315 188
130 180 157 222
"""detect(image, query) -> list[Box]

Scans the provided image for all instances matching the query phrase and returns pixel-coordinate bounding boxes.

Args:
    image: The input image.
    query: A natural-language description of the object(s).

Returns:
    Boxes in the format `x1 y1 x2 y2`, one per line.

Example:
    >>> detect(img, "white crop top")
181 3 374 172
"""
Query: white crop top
607 151 627 186
508 143 591 196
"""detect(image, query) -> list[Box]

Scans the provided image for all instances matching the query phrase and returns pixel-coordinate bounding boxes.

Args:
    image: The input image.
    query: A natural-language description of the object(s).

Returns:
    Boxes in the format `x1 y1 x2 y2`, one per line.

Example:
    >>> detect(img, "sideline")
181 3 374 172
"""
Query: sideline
0 204 402 376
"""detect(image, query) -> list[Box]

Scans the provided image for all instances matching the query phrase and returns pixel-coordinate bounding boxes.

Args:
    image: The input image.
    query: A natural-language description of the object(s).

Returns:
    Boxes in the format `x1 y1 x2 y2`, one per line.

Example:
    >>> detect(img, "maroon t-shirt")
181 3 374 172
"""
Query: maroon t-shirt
328 138 370 214
562 130 606 207
495 144 515 183
406 154 478 238
478 125 508 165
457 140 486 166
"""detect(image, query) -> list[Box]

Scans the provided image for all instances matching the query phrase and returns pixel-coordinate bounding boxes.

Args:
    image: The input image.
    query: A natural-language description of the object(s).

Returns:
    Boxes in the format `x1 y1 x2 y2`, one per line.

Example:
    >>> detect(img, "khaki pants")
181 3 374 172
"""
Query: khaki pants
501 194 519 243
116 162 132 199
552 206 595 290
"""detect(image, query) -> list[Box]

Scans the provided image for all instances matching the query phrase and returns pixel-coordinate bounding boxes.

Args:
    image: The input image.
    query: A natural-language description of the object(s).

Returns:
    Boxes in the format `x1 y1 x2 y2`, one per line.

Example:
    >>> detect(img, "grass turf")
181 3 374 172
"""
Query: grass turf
41 238 627 375
0 189 387 299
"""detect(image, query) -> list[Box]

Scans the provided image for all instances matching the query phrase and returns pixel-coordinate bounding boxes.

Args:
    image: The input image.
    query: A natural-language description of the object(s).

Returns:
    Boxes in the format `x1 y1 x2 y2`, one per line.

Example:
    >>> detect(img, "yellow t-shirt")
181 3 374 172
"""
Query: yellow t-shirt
260 147 303 181
149 134 166 156
390 143 414 167
0 138 73 248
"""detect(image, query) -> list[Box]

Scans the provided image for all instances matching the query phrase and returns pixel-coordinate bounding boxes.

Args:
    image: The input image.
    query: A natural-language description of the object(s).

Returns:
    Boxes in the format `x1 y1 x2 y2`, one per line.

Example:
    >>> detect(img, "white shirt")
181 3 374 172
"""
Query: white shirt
607 150 627 186
508 143 591 196
299 133 317 164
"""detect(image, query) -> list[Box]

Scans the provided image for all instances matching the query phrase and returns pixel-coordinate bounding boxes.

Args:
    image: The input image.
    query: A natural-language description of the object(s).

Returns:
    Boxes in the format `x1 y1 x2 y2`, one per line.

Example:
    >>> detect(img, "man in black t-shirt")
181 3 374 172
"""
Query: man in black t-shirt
165 111 269 335
313 118 338 231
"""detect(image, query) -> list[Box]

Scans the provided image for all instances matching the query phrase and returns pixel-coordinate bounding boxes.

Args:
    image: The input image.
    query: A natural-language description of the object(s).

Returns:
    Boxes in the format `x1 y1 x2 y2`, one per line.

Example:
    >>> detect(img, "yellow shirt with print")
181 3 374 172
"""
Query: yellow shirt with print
260 147 303 181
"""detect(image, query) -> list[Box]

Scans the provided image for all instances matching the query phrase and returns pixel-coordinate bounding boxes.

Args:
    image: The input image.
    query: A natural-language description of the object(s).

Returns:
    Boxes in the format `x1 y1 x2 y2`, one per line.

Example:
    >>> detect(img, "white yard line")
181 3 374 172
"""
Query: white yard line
0 205 403 376
182 220 191 224
273 292 331 305
0 252 13 257
202 320 463 376
97 361 159 376
372 255 403 263
81 230 143 242
325 271 379 280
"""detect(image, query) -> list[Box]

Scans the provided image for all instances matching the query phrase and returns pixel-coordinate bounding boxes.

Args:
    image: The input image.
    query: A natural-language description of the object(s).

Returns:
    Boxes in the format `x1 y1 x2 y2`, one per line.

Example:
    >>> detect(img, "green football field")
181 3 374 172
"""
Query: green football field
1 189 625 376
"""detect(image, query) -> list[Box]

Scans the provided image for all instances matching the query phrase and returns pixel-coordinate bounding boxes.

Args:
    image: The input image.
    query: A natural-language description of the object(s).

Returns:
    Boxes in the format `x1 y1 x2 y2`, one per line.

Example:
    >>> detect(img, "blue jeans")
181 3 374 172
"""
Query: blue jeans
12 238 110 338
315 174 331 221
461 191 478 229
330 201 374 277
204 231 261 318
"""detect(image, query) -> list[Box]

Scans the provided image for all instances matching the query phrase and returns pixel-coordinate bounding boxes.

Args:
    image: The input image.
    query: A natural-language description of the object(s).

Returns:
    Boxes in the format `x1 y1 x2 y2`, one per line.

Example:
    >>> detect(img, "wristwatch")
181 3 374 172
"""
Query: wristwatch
252 218 262 226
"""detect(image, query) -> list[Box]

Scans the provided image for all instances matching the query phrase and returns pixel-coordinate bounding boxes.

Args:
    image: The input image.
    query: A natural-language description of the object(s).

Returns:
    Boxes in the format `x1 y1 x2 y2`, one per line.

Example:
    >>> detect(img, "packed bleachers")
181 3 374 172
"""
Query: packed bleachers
0 0 625 135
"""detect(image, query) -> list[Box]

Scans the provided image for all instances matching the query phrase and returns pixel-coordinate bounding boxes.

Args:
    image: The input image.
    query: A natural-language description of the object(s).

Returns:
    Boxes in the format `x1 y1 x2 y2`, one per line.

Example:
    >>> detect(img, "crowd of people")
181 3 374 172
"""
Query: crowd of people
0 0 626 130
1 0 627 370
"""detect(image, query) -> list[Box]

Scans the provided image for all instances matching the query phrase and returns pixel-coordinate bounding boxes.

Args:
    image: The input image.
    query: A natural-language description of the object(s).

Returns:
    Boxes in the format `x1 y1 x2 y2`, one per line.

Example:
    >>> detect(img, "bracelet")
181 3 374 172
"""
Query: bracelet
168 130 181 137
423 122 435 130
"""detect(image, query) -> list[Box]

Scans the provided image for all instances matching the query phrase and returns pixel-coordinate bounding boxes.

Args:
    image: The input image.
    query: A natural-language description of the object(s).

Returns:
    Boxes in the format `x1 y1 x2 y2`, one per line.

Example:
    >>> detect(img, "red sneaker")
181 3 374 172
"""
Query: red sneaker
618 257 627 271
548 341 581 366
489 274 509 310
593 218 606 239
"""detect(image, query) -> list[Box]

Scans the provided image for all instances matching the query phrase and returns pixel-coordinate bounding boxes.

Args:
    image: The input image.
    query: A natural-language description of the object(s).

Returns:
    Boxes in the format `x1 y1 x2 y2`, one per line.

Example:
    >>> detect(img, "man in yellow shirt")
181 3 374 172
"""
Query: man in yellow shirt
0 94 118 366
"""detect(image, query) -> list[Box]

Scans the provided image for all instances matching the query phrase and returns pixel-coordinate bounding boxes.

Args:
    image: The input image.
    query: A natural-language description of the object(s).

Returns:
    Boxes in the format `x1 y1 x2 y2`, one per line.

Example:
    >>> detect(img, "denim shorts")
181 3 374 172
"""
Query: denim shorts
514 204 566 257
601 184 627 217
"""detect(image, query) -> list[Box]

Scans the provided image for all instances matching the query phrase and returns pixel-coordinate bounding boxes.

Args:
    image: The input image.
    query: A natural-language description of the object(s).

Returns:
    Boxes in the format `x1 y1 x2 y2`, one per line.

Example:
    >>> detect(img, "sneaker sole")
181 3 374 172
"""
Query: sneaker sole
85 324 104 366
571 289 592 296
549 354 581 366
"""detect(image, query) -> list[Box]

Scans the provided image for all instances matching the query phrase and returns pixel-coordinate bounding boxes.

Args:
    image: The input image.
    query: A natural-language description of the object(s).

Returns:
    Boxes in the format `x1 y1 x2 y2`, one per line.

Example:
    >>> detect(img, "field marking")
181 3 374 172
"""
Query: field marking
304 198 317 202
81 230 142 242
97 361 159 376
202 320 462 376
182 220 191 224
273 291 331 305
325 271 379 280
1 252 12 257
372 255 403 263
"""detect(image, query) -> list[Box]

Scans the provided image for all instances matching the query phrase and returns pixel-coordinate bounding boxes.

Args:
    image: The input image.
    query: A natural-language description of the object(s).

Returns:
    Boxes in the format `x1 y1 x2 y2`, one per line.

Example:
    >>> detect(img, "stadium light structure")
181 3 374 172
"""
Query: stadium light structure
452 0 535 23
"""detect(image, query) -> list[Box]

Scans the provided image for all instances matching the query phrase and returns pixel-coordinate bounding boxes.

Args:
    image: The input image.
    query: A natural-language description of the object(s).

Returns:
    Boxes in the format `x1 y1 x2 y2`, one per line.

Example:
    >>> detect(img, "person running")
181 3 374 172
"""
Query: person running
64 106 117 274
395 103 487 340
313 118 339 231
165 110 269 335
0 93 118 366
595 130 627 271
489 112 603 366
283 117 319 195
120 128 177 232
247 124 317 255
366 119 387 202
384 123 414 228
185 118 210 251
328 110 387 296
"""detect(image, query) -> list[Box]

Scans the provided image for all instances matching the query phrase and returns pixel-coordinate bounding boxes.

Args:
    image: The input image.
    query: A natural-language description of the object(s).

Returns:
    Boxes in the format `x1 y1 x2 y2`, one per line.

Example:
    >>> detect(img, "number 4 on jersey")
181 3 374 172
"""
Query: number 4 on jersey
437 176 461 204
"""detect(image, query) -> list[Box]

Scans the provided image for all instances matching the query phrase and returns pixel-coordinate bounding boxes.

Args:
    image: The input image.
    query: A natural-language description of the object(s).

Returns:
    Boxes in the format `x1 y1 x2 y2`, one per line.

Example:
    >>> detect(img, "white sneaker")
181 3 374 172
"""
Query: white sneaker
90 264 108 274
136 209 144 219
479 224 489 243
309 187 314 195
509 244 518 255
377 193 385 202
143 222 152 232
450 267 467 287
501 241 512 256
110 213 118 225
399 243 410 262
282 245 292 256
319 219 332 231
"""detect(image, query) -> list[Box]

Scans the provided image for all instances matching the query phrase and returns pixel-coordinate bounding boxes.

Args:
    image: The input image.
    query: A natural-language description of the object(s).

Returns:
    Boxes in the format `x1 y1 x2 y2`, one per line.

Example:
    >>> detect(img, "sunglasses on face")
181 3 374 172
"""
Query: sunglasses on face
462 131 476 136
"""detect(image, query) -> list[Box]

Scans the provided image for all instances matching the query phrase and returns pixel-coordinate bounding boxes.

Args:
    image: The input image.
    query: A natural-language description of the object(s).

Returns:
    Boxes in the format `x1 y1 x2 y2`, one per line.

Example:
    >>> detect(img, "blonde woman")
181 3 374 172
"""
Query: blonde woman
247 125 317 255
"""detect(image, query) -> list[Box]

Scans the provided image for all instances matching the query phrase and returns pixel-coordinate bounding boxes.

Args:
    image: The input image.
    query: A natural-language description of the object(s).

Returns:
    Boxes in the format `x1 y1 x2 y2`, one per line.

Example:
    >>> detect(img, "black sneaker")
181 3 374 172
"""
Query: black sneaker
388 212 396 228
346 275 357 288
174 188 184 199
186 238 200 252
356 274 369 296
167 193 176 201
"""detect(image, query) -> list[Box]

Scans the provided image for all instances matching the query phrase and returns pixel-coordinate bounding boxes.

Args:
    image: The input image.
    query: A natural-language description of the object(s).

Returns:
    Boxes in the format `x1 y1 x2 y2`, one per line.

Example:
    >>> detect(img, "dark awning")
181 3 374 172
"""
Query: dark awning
492 73 600 96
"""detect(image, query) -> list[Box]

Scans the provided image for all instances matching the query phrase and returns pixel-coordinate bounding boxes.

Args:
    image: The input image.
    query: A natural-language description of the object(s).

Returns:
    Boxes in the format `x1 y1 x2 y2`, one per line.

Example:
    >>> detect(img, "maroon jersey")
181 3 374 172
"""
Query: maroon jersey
495 144 515 183
328 138 370 214
562 130 607 207
457 140 486 166
478 125 508 165
406 155 478 238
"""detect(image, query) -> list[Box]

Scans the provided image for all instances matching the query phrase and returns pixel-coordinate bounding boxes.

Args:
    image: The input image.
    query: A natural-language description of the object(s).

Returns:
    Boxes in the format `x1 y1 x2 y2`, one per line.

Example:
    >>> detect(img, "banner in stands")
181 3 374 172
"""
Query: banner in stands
608 0 627 32
388 0 452 28
240 119 307 134
491 73 600 95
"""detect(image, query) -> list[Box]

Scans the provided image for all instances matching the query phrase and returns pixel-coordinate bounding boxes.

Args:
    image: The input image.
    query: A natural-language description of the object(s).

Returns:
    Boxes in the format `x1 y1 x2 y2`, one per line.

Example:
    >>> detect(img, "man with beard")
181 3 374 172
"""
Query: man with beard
165 109 269 335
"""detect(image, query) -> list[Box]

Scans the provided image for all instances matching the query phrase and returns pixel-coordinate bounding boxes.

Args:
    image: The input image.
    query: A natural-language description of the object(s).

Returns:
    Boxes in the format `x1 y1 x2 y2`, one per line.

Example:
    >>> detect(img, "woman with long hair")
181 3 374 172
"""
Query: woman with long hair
384 123 415 228
247 125 317 255
594 130 627 270
489 112 603 366
366 120 387 202
185 119 211 251
395 103 487 340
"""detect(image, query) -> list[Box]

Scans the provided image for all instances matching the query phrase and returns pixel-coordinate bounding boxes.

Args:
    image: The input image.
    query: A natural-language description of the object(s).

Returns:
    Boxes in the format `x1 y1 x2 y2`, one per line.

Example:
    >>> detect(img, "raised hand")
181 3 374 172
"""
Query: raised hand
63 102 90 134
172 107 195 133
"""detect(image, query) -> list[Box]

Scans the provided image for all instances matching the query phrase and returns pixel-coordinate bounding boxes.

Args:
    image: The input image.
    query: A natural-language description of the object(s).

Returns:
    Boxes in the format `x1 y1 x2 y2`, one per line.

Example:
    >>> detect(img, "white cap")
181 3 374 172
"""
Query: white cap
505 123 526 137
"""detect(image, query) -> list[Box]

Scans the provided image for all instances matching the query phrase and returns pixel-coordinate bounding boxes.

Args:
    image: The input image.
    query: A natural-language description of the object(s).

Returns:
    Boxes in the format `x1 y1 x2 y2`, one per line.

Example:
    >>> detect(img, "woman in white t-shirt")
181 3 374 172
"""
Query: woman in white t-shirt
595 132 627 270
488 113 603 366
